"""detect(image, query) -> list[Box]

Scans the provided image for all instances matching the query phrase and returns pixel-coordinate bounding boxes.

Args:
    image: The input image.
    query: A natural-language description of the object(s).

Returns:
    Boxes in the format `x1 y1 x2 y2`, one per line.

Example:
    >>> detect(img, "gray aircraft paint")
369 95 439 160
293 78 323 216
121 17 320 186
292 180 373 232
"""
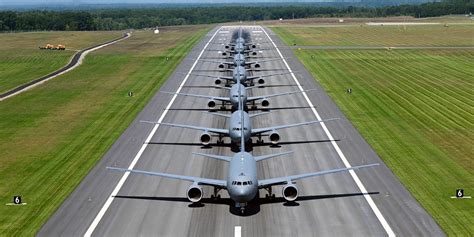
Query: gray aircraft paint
107 27 379 213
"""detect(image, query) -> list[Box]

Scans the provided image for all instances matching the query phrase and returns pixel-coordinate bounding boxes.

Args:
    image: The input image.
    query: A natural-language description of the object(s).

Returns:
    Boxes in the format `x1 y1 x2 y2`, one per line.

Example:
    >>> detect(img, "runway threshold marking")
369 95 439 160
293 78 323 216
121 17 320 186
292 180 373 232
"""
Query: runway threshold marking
259 26 396 237
83 26 224 237
235 226 242 237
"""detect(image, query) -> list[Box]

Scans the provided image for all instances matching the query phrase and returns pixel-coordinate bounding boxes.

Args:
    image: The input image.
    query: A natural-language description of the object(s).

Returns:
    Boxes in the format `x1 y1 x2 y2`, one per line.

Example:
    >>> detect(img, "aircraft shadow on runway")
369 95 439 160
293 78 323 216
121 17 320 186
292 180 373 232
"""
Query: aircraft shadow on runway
146 139 339 152
166 106 314 112
114 192 379 216
182 84 300 88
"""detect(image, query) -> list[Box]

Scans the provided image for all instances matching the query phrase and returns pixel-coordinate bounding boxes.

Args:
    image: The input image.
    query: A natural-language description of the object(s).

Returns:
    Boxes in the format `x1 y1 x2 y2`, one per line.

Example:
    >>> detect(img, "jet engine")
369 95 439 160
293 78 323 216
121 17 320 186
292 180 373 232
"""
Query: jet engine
261 99 270 107
222 52 227 56
251 44 257 49
251 51 257 56
254 63 261 68
187 184 203 203
200 132 212 145
282 184 298 202
218 64 225 69
225 45 230 49
207 100 216 109
258 78 265 85
215 79 222 85
269 131 280 144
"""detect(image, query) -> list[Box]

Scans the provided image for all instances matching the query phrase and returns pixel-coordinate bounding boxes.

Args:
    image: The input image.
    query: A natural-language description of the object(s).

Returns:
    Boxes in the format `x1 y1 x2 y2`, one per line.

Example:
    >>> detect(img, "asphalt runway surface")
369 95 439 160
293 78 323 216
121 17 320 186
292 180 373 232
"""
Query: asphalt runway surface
38 26 444 236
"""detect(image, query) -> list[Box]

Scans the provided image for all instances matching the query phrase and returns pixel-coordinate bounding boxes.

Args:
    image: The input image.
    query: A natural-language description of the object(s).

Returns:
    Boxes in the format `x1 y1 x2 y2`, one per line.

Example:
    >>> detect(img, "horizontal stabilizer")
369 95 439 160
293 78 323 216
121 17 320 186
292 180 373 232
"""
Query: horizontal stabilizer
254 151 293 162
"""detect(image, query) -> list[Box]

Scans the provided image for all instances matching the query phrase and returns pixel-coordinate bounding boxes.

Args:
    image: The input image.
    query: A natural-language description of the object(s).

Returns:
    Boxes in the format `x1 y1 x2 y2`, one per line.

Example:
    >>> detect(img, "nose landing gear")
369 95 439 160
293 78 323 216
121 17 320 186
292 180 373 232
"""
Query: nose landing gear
235 202 247 214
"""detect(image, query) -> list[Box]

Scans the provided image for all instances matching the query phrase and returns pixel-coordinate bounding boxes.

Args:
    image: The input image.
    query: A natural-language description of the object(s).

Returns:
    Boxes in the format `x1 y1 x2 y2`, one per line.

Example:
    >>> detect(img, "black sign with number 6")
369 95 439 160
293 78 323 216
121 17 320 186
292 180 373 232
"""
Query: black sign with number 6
456 189 464 198
13 196 22 204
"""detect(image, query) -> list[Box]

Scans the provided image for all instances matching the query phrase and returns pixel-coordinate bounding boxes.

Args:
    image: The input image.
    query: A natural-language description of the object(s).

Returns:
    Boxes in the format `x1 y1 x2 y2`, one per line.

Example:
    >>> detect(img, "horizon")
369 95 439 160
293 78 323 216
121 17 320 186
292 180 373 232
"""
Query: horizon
0 0 435 6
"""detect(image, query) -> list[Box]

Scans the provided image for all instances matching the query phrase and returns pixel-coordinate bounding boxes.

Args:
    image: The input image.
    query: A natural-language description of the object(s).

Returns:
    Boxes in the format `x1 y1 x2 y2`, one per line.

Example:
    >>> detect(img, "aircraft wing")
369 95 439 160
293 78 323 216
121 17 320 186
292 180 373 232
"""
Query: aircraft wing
107 167 227 188
189 73 219 78
140 121 229 135
247 71 292 79
247 89 316 102
162 91 229 102
251 118 339 135
258 163 379 188
246 58 281 65
200 59 233 65
189 73 233 80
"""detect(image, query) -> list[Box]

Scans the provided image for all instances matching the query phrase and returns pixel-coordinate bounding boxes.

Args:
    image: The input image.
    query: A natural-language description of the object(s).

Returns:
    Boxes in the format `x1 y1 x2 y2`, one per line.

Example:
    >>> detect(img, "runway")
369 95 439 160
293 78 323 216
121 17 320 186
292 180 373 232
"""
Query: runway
38 26 444 236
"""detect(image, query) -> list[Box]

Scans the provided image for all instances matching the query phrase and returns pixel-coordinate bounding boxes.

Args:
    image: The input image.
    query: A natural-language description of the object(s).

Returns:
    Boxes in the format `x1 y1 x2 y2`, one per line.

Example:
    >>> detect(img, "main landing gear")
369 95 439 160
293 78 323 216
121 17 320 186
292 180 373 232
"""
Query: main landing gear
264 186 276 199
210 187 222 200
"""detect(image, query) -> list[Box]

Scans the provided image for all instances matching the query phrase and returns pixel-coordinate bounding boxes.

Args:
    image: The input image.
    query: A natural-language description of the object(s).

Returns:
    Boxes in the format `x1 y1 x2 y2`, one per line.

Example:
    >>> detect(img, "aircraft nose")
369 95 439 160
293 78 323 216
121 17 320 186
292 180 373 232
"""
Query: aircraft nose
231 187 249 202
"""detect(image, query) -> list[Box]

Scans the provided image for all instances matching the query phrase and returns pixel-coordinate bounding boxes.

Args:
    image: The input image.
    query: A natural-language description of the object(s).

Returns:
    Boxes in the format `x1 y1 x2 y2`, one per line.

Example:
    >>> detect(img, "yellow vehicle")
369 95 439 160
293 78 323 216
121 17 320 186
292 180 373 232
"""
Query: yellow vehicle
39 44 55 50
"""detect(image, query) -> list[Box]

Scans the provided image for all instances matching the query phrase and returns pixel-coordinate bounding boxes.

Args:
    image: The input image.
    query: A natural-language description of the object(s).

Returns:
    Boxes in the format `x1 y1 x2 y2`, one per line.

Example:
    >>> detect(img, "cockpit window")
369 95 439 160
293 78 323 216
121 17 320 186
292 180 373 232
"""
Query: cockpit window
237 182 242 185
243 181 248 185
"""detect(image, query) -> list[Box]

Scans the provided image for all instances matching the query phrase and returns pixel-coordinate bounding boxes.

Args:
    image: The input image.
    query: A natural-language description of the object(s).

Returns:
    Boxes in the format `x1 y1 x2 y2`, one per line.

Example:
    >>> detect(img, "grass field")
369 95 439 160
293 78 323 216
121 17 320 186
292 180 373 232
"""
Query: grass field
272 24 473 235
0 26 208 236
0 31 123 94
272 24 474 47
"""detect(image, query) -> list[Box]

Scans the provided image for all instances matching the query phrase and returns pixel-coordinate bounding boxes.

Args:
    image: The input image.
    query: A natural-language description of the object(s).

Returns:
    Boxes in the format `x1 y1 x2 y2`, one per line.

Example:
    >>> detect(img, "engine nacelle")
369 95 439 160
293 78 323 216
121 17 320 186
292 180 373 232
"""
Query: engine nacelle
207 100 216 109
251 51 257 56
225 45 230 49
261 99 270 107
222 52 227 56
254 63 261 68
269 131 280 144
200 132 212 145
218 64 225 69
251 44 257 49
282 184 298 202
187 184 203 203
215 79 222 85
258 78 265 85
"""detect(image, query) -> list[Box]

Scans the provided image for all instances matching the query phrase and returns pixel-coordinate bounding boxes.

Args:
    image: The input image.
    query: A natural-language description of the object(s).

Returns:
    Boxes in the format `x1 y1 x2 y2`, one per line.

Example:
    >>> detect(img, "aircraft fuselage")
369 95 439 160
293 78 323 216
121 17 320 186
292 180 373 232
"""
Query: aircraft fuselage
226 152 258 203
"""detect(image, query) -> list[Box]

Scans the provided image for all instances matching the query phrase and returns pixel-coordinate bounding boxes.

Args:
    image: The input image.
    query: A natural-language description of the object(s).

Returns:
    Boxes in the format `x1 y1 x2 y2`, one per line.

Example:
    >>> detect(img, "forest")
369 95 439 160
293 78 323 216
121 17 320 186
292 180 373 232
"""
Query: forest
0 0 472 31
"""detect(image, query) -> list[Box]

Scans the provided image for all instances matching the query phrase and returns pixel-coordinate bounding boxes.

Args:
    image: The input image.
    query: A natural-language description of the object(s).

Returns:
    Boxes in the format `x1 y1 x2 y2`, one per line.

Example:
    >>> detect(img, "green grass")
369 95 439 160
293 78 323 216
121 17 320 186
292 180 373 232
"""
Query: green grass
0 26 209 236
0 31 123 94
272 25 474 47
272 22 473 235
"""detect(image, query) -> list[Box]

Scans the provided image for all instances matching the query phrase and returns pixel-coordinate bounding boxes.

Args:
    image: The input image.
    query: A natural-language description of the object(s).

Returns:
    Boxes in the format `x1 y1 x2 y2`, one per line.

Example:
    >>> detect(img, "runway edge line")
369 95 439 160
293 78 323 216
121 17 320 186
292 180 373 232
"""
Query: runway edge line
259 26 396 237
83 26 223 237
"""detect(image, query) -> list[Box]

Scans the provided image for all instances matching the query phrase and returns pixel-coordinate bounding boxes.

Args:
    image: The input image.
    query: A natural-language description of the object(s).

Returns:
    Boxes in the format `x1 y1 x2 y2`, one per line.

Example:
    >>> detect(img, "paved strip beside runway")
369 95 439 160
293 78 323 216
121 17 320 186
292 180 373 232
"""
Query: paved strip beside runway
39 26 444 236
0 33 130 101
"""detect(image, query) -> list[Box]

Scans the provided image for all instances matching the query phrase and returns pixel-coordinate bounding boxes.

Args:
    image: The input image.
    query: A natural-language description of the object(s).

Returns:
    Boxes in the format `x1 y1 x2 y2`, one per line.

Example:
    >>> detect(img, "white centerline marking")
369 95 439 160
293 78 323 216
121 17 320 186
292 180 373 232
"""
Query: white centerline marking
83 26 223 237
259 26 396 237
235 226 242 237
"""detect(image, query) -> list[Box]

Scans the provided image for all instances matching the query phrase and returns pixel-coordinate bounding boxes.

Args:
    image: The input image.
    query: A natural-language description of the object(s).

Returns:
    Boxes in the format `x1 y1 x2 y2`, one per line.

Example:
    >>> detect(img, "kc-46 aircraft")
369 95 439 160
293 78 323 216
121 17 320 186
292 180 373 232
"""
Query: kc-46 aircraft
107 90 379 214
141 106 338 147
191 65 292 86
201 53 280 69
162 84 315 112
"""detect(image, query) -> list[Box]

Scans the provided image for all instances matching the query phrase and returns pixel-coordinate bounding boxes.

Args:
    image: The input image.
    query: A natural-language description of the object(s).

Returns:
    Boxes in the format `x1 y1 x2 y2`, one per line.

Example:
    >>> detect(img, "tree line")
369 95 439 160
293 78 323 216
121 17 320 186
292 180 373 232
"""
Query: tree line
0 0 472 32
